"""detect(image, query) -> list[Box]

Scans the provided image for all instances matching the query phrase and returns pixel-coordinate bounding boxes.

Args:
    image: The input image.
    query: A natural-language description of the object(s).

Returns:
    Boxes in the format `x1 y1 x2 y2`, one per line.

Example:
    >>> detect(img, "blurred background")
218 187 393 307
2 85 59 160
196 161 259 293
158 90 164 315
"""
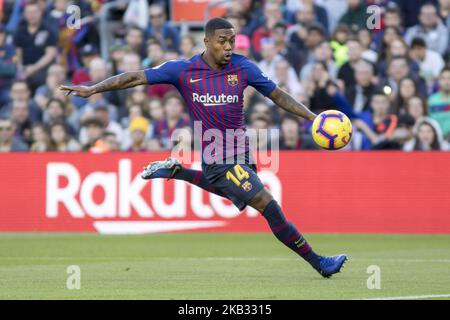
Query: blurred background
0 0 449 234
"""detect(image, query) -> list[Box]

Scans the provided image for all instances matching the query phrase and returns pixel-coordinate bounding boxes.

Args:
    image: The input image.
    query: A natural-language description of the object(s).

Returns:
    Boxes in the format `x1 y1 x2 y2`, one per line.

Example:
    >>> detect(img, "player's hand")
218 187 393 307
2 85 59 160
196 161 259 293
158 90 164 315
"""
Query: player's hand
59 85 95 98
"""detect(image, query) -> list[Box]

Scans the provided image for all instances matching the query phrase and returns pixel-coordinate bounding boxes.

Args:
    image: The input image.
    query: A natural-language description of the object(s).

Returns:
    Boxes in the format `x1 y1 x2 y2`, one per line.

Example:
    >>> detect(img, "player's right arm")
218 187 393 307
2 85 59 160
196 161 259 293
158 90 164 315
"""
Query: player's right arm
60 60 182 98
60 71 148 97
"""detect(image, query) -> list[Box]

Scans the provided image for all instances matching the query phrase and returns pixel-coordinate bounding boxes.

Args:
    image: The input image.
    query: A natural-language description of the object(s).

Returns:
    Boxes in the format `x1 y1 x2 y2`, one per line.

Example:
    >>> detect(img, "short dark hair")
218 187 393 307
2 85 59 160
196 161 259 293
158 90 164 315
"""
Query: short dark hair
373 89 389 99
411 37 426 49
205 18 234 37
440 67 450 76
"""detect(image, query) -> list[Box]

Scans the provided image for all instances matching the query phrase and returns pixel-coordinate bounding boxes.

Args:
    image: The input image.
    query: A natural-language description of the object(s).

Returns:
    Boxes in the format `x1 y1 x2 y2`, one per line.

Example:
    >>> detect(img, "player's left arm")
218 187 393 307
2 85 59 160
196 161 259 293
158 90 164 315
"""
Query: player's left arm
269 87 317 121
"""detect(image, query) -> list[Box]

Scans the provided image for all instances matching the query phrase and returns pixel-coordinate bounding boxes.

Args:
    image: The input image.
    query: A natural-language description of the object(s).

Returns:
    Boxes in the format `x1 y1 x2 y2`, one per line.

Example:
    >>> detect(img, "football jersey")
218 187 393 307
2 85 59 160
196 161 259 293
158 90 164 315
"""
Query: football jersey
144 53 277 163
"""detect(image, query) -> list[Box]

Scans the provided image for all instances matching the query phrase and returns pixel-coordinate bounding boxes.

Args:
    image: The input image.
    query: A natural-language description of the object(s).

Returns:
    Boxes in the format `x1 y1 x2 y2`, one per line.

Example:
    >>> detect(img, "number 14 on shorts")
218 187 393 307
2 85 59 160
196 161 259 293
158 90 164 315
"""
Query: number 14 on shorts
226 164 250 187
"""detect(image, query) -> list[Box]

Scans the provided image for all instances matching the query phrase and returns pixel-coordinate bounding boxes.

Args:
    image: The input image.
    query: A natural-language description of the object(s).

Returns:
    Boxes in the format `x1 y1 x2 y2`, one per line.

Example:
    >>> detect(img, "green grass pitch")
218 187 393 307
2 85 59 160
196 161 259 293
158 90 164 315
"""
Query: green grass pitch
0 233 449 299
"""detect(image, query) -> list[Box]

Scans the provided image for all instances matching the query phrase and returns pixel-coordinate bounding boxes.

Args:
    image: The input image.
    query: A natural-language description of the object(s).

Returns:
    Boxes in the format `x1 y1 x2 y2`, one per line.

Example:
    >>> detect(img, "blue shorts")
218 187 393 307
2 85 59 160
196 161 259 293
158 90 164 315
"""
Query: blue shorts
201 154 264 211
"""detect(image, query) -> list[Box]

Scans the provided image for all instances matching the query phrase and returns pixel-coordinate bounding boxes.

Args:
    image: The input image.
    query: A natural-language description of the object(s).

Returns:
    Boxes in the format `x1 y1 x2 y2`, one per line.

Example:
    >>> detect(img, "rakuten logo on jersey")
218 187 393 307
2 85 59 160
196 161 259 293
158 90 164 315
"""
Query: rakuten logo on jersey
192 93 238 106
45 159 281 234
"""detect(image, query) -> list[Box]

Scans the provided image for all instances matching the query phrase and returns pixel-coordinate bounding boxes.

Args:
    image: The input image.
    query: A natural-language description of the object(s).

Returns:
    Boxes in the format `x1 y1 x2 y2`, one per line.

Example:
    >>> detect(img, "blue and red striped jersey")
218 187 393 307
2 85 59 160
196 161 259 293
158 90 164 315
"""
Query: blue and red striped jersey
144 53 277 163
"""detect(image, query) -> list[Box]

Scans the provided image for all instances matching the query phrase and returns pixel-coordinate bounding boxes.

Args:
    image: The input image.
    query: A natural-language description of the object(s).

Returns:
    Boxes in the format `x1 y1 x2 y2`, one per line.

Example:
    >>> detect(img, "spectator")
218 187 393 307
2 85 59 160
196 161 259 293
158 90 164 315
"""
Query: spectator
258 38 283 81
357 28 378 63
353 90 399 149
300 41 338 82
10 99 32 145
428 67 450 138
34 64 67 111
13 0 57 93
337 38 363 88
80 117 105 152
279 113 316 150
380 56 427 99
142 41 175 99
119 52 141 74
0 23 17 107
286 2 315 48
71 44 99 85
272 22 303 74
0 80 42 122
127 116 150 152
409 37 445 88
406 95 429 123
297 23 326 65
43 98 76 135
224 12 248 36
142 39 165 69
48 121 81 152
180 35 197 59
330 24 350 67
152 92 191 150
371 114 416 150
0 118 28 152
145 3 180 52
377 37 420 78
296 0 329 33
376 26 403 62
234 34 251 57
121 104 145 129
147 98 164 122
403 117 450 150
439 0 450 55
404 3 449 55
101 131 121 152
394 77 420 115
344 60 377 113
30 122 50 152
383 2 404 31
79 103 123 147
306 62 338 113
371 3 404 50
395 0 439 28
108 40 130 76
123 85 150 120
125 25 145 59
338 0 370 32
81 57 121 114
306 0 349 34
274 58 303 96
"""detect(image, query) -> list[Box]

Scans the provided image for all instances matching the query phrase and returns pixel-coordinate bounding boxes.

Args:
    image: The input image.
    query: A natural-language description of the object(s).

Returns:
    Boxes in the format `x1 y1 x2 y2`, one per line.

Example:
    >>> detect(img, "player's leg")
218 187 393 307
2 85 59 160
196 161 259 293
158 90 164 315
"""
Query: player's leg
248 188 347 278
141 157 228 198
203 162 347 278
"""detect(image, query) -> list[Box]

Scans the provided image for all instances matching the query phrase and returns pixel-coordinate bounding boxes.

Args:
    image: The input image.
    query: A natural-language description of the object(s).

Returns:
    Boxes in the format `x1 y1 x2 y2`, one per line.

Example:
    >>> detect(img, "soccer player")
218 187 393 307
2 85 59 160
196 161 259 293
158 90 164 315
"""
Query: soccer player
60 18 347 278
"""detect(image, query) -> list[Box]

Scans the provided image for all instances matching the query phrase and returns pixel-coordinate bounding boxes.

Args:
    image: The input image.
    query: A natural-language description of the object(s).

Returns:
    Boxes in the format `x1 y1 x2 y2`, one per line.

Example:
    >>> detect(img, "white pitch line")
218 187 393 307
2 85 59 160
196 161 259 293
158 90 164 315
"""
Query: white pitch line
361 294 450 300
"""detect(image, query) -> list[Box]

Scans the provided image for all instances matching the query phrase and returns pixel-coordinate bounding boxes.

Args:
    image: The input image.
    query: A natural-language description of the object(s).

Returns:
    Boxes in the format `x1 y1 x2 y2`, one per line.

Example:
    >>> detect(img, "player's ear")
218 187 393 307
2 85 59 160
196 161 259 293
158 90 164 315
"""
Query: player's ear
204 36 209 48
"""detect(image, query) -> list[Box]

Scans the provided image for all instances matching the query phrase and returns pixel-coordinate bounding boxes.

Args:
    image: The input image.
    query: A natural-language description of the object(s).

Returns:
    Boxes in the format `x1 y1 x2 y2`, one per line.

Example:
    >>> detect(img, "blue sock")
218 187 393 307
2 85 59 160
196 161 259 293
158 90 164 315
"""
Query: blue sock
262 200 321 269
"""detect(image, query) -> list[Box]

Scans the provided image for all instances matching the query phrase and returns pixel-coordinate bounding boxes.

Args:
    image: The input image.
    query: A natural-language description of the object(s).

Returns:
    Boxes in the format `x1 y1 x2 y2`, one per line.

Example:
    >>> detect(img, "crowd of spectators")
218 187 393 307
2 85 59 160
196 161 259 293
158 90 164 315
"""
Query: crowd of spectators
0 0 450 153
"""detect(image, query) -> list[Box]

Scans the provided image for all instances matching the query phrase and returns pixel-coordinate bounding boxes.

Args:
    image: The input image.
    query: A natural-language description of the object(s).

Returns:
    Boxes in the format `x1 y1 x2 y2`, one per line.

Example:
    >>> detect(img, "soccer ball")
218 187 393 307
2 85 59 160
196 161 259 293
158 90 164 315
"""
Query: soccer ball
311 110 353 150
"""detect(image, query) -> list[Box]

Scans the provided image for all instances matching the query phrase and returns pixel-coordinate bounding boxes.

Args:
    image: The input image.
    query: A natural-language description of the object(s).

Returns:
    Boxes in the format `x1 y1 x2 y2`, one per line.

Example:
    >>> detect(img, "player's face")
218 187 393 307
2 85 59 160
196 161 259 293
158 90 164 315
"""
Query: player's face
206 29 235 66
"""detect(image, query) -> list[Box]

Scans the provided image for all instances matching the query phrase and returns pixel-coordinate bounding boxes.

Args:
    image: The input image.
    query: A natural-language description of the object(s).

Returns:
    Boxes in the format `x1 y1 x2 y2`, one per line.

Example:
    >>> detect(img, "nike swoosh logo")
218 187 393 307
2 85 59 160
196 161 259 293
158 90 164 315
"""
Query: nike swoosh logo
190 78 202 83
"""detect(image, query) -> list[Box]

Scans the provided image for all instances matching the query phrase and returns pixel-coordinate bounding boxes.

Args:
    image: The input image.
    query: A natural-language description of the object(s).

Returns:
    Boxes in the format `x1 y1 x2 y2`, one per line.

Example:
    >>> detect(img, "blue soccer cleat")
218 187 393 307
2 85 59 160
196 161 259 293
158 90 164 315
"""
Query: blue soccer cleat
141 157 182 180
315 254 347 278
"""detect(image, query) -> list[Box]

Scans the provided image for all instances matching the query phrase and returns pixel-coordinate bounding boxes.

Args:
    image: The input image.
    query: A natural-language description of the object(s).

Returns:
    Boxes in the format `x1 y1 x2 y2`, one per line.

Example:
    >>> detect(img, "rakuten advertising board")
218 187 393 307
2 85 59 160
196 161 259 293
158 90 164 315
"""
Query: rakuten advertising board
0 152 449 234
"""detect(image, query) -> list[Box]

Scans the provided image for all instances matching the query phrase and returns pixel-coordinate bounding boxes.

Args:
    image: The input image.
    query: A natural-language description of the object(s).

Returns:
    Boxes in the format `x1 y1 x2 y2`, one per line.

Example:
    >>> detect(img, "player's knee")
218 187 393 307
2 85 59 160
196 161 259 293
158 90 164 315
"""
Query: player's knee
248 188 274 213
